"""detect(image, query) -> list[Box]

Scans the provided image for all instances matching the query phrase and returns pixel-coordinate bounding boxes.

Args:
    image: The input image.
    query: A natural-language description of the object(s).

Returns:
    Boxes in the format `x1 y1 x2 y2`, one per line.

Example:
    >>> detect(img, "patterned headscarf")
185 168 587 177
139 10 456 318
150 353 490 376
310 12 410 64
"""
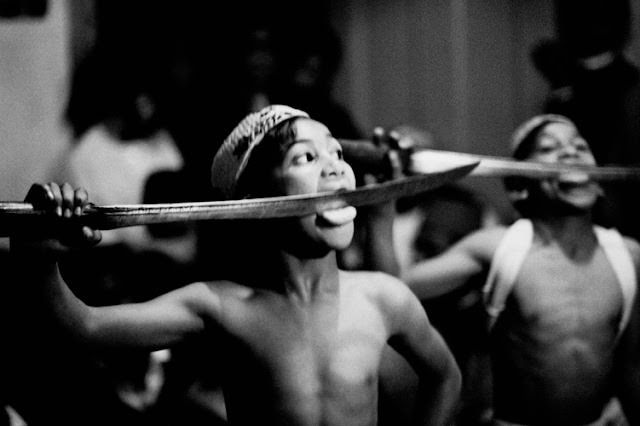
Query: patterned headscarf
211 105 309 199
510 114 574 158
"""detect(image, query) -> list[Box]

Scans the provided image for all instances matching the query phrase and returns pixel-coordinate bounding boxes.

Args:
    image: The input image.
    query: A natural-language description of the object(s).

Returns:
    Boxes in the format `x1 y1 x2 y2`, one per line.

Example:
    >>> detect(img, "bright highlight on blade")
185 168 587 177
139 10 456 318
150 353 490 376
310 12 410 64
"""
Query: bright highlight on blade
410 149 640 181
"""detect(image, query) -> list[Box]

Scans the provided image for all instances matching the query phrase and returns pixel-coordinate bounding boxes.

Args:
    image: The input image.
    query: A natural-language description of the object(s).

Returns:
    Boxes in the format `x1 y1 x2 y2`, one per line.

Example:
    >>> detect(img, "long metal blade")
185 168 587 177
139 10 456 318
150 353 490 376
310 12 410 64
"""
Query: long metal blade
410 149 640 181
0 162 477 235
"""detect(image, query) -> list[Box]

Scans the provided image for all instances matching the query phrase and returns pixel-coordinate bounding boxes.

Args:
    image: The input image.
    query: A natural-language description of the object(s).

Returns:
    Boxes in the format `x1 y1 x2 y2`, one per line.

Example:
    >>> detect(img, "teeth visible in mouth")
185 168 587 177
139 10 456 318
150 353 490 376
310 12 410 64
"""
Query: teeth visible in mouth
318 206 357 226
558 172 590 185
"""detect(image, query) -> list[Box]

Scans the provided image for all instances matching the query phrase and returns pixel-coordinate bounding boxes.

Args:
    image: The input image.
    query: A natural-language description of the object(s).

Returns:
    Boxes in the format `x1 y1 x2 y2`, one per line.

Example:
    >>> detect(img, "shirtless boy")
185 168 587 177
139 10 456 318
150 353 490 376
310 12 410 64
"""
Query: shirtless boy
401 114 640 425
11 105 461 426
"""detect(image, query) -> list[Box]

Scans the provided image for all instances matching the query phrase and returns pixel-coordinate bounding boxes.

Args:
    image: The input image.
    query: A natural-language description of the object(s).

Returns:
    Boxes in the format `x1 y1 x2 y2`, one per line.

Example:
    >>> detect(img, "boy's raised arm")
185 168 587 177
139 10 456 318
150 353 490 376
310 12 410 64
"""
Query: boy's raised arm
10 182 219 350
401 228 498 300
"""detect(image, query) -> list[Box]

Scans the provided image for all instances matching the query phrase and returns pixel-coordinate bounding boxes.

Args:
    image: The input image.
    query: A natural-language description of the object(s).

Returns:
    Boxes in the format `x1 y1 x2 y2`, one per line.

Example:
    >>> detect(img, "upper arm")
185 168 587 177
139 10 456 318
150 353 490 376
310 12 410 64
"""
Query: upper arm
85 282 222 350
401 228 497 300
382 277 459 382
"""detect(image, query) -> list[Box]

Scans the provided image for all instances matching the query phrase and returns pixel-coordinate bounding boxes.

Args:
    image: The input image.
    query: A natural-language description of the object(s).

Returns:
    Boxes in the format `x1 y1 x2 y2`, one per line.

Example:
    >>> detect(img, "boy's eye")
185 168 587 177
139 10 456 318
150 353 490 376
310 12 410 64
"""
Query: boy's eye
292 152 317 165
332 149 343 160
536 141 557 154
574 140 589 152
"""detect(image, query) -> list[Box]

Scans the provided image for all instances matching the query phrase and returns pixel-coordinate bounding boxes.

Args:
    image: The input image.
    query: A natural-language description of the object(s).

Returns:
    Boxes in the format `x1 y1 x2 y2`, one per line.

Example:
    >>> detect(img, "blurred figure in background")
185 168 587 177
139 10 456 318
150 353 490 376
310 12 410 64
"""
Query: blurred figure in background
534 0 640 244
12 7 198 422
59 48 194 259
234 21 284 114
278 22 364 142
530 37 576 114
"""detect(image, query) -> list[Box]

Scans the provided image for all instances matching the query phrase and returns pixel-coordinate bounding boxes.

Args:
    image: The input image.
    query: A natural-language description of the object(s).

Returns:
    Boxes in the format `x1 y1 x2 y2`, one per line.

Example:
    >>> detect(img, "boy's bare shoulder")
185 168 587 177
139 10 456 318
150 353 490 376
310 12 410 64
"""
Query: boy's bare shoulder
187 280 261 324
340 269 403 284
200 280 257 300
465 225 509 247
453 224 510 261
339 269 413 301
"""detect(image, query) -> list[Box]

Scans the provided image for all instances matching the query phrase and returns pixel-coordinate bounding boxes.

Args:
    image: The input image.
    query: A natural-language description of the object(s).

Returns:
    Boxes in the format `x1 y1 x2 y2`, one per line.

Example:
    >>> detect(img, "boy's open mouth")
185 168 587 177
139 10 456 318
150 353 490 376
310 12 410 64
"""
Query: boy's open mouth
316 206 357 227
555 171 592 190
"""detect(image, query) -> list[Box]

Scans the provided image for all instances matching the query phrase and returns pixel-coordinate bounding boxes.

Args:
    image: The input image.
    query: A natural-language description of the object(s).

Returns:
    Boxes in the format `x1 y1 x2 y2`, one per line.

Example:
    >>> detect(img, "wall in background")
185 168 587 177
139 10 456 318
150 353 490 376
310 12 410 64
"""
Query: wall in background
329 0 554 216
0 0 71 201
330 0 557 152
329 0 640 216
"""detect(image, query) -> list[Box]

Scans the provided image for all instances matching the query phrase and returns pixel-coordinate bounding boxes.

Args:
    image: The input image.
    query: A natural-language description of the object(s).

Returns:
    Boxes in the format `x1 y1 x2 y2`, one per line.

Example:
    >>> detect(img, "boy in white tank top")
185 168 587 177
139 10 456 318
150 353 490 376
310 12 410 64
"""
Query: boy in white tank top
401 115 640 425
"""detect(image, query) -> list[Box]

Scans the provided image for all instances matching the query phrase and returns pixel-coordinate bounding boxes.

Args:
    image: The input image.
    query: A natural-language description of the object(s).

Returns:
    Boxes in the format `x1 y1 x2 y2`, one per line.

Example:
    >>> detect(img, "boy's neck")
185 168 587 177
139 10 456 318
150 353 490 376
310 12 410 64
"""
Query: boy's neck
532 214 597 254
275 250 341 303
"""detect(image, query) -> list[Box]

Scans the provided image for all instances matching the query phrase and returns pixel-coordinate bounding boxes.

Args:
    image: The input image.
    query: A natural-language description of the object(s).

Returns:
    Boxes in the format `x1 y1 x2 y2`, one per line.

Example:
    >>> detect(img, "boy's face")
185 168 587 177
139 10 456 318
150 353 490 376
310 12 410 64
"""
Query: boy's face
527 121 601 210
270 118 357 252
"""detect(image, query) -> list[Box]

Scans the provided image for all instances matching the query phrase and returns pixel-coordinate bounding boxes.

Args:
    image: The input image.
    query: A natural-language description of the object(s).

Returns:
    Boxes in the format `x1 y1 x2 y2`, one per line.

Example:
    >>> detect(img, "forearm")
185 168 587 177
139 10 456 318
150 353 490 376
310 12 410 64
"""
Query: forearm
402 253 480 300
403 267 468 300
361 204 400 276
619 381 640 425
412 368 461 426
11 244 95 343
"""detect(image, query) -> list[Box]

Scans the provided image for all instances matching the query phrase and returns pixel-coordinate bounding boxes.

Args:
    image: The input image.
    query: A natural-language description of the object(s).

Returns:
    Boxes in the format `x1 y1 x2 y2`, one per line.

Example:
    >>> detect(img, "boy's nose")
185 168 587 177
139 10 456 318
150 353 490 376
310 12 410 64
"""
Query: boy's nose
321 155 345 178
559 143 579 159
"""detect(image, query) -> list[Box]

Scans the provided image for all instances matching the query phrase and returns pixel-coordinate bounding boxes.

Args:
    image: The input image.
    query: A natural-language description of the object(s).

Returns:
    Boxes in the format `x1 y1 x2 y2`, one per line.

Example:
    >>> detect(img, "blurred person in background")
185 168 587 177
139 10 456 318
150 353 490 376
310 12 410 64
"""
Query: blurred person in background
535 0 640 245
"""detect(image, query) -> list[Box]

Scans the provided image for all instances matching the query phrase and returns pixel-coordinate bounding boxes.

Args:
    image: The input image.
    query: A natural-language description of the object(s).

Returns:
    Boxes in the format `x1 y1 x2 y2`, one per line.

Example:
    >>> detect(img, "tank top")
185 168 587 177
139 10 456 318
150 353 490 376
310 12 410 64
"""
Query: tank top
483 219 636 337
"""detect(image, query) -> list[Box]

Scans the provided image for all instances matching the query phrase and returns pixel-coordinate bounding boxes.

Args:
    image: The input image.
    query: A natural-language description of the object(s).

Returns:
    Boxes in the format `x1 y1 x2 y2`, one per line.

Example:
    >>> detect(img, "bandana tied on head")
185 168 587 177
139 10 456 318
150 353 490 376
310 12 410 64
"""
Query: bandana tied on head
510 114 574 158
211 105 309 199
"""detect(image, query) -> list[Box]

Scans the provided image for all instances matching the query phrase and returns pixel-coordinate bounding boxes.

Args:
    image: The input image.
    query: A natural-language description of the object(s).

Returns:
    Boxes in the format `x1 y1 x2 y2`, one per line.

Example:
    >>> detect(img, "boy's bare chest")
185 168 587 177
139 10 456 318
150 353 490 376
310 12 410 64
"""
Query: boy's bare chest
215 293 385 425
513 246 622 331
224 295 387 394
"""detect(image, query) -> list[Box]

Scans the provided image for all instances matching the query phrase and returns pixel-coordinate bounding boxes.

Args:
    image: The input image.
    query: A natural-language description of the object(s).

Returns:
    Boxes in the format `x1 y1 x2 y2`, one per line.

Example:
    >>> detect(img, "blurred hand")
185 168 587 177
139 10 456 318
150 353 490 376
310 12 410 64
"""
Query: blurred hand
367 127 405 185
391 124 435 151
